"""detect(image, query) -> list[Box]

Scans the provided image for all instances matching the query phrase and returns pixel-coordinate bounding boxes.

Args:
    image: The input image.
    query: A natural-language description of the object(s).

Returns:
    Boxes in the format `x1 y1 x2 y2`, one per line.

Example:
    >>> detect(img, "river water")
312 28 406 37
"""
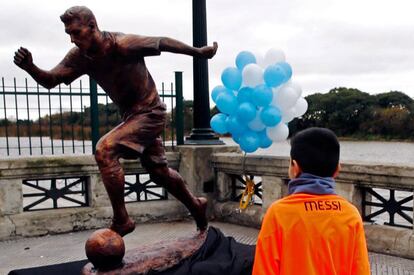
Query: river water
2 136 414 166
227 138 414 166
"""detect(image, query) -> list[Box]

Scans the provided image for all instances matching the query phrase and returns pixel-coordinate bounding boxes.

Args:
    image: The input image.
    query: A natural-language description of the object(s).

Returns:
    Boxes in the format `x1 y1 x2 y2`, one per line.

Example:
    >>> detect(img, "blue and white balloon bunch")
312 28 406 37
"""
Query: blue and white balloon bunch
210 48 308 153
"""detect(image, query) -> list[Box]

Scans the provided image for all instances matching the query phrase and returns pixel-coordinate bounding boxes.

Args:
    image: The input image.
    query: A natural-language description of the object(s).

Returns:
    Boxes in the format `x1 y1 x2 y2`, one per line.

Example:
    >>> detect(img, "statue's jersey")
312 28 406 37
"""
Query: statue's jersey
60 31 164 119
252 193 370 275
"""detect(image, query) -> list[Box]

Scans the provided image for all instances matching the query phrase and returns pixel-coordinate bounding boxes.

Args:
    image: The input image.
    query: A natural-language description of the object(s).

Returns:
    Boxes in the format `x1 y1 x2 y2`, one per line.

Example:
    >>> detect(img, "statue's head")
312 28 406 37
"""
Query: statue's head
60 6 99 50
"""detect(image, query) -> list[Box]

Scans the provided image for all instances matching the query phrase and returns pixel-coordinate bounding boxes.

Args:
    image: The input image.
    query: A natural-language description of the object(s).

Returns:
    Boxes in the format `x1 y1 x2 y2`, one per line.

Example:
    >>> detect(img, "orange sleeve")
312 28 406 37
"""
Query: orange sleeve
252 235 280 275
252 207 280 275
352 220 371 275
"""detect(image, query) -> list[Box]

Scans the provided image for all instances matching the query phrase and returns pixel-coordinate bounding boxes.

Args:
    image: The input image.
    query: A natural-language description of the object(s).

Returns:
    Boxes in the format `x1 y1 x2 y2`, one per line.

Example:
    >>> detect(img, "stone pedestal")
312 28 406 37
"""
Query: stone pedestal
215 171 232 202
262 176 287 211
0 179 22 215
178 145 239 196
82 230 207 275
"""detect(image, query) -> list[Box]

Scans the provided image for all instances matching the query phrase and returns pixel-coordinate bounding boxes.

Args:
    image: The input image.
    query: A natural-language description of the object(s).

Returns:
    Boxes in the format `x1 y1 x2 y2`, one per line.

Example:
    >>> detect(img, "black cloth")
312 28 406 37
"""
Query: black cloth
157 226 255 275
8 260 88 275
8 226 255 275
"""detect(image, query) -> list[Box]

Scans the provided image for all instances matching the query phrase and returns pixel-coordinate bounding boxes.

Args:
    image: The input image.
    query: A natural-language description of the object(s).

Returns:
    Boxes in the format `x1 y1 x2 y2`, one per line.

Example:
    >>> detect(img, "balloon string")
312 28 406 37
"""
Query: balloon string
242 152 247 176
239 151 255 211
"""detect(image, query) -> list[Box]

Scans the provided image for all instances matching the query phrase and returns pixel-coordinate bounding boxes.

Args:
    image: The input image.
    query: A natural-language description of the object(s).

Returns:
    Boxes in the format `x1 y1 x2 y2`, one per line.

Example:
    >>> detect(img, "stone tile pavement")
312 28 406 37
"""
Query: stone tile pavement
1 221 414 275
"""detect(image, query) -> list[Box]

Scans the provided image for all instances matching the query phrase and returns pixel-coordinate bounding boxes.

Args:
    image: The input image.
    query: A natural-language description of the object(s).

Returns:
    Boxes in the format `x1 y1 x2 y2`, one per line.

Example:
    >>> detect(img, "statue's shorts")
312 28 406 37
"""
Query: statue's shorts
96 106 168 167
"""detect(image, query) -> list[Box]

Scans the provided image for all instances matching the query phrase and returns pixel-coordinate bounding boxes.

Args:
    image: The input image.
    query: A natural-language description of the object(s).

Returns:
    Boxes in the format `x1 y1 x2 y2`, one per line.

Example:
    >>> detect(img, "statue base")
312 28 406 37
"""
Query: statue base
81 229 207 275
9 226 254 275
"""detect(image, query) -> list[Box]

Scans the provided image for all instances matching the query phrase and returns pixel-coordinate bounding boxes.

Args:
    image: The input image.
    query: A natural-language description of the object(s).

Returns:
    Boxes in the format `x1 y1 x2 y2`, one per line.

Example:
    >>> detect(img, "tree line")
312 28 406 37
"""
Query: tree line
290 88 414 140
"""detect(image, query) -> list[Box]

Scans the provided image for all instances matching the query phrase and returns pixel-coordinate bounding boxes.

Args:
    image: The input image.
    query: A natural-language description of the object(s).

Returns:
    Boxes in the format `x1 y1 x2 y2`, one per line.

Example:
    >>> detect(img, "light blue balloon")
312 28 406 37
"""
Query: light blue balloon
221 67 242 91
237 102 256 123
225 116 247 136
210 113 228 134
239 131 260 153
264 64 286 87
277 61 293 81
232 132 242 144
216 92 238 115
236 51 257 70
211 85 231 103
258 130 272 149
237 87 254 104
252 84 273 107
260 106 282 127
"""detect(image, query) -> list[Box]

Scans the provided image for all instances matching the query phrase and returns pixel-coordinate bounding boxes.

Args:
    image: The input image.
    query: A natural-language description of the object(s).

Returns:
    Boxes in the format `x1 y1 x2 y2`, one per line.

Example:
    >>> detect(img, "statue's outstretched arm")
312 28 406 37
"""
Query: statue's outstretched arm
118 34 217 59
14 47 83 89
159 37 218 59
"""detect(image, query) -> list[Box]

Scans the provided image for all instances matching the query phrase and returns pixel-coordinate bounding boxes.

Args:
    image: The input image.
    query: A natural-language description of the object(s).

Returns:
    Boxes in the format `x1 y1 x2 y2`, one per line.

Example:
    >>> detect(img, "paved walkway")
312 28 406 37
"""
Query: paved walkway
1 221 414 274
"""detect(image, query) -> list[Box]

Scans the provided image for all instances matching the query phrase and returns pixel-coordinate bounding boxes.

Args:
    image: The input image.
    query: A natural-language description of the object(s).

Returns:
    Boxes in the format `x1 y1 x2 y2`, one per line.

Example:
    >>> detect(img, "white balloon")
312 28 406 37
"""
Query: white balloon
284 80 302 98
262 48 286 68
248 110 266 131
271 87 281 106
274 85 299 111
294 97 308 117
266 123 289 142
242 64 264 88
254 52 265 68
281 107 296 123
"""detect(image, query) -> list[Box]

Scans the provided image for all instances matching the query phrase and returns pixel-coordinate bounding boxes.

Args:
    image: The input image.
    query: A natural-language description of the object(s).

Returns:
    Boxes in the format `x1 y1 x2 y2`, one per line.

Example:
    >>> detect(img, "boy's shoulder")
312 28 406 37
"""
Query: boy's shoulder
269 193 360 216
259 193 364 239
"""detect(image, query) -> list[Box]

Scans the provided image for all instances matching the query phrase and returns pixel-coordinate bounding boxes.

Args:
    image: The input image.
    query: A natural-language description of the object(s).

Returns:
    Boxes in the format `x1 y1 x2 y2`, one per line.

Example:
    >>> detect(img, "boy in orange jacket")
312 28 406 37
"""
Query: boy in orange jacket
252 127 370 275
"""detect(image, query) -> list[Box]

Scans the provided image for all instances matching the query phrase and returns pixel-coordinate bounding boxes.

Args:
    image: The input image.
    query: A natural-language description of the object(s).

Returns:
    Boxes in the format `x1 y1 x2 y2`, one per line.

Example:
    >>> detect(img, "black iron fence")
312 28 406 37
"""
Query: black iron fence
230 174 263 206
0 72 184 157
22 176 89 211
361 186 413 229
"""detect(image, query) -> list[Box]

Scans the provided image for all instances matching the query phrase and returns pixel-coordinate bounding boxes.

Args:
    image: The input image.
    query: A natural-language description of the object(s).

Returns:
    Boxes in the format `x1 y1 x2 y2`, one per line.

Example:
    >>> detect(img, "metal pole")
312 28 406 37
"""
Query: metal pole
80 80 86 153
25 78 32 155
89 77 100 154
13 78 21 155
186 0 222 144
175 72 184 145
36 83 43 155
2 77 10 156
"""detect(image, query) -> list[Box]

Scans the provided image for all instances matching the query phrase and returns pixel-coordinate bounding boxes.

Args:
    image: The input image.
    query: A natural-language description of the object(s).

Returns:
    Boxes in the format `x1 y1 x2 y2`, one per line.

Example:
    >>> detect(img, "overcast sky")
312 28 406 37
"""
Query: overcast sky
1 0 414 101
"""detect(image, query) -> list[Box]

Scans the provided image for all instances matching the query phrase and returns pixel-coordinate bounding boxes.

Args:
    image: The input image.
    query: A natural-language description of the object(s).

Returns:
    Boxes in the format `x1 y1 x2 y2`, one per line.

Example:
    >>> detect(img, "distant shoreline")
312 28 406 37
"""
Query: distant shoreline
337 136 414 143
1 135 414 144
220 135 414 144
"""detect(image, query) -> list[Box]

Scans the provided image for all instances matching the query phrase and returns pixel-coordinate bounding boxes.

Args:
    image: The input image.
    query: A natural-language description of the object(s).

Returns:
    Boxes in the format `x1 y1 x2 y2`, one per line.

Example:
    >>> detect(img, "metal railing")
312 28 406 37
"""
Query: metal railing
124 173 168 203
22 176 89 211
230 174 263 206
361 186 413 229
0 72 184 157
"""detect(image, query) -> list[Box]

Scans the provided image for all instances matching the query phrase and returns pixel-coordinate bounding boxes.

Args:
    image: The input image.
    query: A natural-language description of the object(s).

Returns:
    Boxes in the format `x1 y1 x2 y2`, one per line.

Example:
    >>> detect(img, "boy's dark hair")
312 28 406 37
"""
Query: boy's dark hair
290 127 340 177
60 6 97 26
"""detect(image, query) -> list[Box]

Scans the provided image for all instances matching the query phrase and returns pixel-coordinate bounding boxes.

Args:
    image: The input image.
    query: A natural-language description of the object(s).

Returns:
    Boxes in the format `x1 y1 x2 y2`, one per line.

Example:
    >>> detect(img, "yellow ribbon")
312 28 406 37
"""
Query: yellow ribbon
239 176 255 210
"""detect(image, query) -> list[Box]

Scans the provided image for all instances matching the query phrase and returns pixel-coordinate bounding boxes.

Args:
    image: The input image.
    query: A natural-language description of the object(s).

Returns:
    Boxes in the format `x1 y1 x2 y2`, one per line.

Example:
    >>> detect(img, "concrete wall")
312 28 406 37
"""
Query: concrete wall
211 153 414 259
0 145 240 240
0 153 188 240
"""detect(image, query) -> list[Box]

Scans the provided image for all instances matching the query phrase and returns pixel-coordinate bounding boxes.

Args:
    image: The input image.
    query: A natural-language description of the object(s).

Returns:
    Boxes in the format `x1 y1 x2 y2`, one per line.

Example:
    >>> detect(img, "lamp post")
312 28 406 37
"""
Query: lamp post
185 0 223 145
